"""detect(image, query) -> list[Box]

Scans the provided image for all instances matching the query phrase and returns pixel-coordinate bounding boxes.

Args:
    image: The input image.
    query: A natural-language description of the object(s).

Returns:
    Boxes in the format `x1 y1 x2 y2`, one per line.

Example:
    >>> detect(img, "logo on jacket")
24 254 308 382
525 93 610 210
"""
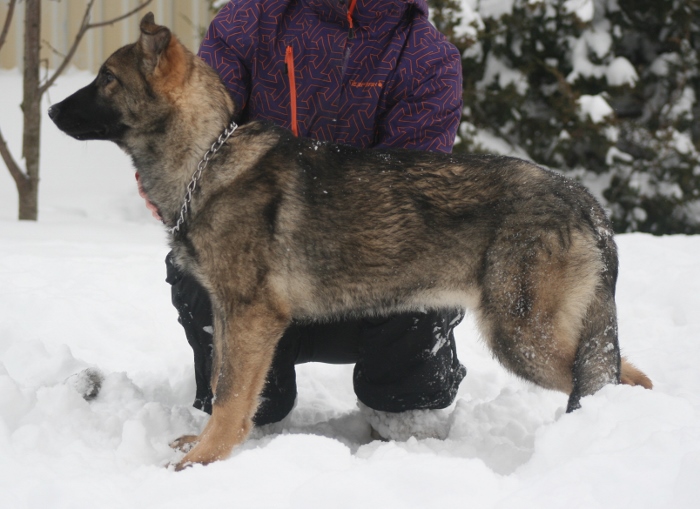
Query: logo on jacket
350 80 384 88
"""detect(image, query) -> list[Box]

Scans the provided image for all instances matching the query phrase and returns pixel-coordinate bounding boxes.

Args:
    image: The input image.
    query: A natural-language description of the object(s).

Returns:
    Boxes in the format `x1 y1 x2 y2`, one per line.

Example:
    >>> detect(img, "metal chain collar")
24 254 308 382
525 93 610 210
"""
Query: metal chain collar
167 119 239 235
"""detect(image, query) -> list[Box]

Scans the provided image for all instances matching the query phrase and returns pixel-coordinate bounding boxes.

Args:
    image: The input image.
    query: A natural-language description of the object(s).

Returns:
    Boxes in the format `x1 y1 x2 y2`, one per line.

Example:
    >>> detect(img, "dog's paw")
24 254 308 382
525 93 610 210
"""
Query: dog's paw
173 459 195 472
169 434 199 453
164 458 195 472
165 459 194 472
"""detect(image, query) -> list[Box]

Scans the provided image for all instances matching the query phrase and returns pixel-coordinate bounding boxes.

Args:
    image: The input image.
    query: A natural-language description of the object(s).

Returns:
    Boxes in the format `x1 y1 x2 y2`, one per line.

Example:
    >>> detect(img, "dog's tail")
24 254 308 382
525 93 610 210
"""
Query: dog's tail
620 357 653 389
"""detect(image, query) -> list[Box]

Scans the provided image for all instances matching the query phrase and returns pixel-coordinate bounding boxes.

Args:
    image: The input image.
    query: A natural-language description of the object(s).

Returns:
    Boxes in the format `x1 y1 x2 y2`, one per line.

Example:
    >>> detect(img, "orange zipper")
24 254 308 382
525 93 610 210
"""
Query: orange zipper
285 45 299 137
347 0 358 38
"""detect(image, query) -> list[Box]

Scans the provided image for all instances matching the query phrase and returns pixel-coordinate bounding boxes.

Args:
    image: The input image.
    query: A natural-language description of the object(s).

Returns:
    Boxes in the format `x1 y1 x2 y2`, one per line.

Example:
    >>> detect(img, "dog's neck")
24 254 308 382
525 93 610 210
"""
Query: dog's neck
127 105 237 229
166 118 239 235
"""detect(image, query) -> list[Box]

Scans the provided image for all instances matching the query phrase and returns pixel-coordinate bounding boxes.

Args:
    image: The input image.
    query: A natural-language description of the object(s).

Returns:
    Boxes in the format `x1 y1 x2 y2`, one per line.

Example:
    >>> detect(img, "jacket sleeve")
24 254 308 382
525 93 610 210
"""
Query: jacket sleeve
374 38 463 154
197 1 257 119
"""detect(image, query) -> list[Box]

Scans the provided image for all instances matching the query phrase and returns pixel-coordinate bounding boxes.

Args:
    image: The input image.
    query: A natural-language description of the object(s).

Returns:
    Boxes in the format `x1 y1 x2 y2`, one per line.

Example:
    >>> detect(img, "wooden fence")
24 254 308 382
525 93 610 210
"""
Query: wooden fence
0 0 215 72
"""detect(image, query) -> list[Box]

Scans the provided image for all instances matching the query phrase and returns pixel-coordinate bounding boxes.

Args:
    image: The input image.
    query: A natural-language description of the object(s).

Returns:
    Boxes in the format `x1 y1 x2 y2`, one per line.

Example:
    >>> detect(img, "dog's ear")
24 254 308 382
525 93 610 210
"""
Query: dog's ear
138 12 172 75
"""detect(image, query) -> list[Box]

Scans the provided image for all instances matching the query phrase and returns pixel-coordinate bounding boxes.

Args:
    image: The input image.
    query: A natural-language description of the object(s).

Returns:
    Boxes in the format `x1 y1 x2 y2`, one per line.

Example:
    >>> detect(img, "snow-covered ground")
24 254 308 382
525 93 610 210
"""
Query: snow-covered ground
1 69 699 508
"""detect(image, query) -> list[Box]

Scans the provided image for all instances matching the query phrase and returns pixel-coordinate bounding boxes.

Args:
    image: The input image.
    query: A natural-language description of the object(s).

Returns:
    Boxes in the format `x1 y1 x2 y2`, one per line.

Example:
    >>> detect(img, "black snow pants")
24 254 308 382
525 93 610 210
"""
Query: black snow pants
166 253 466 426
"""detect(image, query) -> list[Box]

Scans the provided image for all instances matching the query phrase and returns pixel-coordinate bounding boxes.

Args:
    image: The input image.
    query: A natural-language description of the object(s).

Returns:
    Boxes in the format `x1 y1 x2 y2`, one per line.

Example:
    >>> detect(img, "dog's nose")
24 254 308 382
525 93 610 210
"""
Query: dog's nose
48 104 60 120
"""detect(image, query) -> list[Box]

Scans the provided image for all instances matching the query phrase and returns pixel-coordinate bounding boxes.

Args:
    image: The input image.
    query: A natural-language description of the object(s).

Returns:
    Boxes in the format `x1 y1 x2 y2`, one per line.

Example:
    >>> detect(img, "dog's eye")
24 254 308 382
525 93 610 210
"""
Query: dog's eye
100 69 116 85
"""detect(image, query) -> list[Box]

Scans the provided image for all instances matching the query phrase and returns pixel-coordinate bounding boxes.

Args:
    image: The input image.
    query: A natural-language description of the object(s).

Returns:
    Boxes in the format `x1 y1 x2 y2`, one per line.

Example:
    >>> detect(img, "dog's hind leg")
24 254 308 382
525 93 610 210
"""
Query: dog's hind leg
477 229 624 410
174 297 290 470
566 287 621 412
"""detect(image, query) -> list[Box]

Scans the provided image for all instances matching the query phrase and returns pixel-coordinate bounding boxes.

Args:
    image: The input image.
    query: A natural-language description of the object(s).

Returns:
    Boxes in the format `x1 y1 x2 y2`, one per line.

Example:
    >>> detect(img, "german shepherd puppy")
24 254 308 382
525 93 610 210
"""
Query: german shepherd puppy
49 14 651 470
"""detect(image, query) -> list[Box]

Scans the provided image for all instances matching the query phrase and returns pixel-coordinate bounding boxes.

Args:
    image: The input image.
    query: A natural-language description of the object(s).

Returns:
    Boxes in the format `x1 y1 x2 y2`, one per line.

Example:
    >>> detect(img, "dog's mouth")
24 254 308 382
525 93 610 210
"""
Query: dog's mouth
71 126 110 141
55 123 114 142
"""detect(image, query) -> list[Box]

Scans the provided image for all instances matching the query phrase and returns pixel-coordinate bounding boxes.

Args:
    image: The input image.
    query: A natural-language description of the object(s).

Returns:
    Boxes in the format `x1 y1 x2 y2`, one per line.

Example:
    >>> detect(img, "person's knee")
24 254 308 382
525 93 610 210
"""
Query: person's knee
353 310 467 412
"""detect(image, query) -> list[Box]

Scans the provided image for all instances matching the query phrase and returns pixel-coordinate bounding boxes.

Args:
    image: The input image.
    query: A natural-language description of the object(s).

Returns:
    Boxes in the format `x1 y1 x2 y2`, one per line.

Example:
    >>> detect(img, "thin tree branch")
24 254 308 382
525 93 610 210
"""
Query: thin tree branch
0 125 27 186
40 0 153 95
42 38 68 61
0 0 17 52
0 0 18 52
87 0 153 30
39 0 97 95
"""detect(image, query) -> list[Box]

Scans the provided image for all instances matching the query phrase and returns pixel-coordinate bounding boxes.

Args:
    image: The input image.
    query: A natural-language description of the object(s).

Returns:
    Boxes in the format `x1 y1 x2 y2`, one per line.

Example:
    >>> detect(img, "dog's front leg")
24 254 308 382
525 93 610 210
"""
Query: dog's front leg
174 298 289 470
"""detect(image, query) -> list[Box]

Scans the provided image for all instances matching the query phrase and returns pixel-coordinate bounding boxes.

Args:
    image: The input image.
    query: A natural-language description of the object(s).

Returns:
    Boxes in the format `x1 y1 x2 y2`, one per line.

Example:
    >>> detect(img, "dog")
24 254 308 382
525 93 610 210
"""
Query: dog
48 13 652 470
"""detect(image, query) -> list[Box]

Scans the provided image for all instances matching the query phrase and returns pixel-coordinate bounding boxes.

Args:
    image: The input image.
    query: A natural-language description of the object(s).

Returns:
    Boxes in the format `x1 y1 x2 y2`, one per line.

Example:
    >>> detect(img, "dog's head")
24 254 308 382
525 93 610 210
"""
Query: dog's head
49 13 232 148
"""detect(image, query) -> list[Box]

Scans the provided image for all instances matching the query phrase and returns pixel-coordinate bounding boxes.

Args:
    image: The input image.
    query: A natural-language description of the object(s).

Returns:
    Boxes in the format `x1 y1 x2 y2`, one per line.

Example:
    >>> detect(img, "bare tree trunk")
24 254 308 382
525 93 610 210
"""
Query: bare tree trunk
19 0 41 220
0 0 29 218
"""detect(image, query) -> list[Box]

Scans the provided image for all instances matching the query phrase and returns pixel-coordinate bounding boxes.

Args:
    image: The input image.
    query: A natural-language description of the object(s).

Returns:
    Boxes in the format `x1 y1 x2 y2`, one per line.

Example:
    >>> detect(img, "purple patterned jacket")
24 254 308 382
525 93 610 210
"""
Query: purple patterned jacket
198 0 462 153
